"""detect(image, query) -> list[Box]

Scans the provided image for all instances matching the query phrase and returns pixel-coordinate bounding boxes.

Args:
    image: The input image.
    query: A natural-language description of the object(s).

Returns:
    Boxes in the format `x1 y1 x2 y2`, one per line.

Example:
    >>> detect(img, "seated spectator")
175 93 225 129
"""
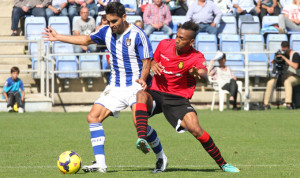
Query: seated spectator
164 0 188 15
97 0 113 15
232 0 260 19
208 52 238 110
134 19 144 29
136 0 153 16
186 0 222 35
143 0 173 36
73 7 96 53
95 13 108 30
280 0 293 8
212 0 233 14
257 0 280 21
68 0 98 21
46 0 68 21
11 0 49 36
2 67 25 113
278 0 300 33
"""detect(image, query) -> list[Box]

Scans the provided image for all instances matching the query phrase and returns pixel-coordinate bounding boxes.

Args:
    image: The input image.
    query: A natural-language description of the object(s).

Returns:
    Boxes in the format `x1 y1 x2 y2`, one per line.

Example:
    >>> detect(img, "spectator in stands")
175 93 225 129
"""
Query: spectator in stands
134 19 144 29
211 0 233 14
11 0 49 36
46 0 68 22
97 0 113 15
143 0 173 36
264 41 300 110
257 0 280 21
68 0 98 21
2 67 25 113
136 0 153 16
164 0 188 15
73 7 96 53
232 0 260 19
208 51 238 110
277 0 300 33
95 14 108 30
186 0 222 35
280 0 293 8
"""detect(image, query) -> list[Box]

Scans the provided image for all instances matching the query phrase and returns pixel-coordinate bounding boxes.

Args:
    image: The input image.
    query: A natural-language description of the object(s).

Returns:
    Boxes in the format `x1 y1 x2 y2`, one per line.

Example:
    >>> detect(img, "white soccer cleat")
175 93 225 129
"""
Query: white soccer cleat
82 161 107 173
18 108 24 113
7 106 13 112
153 156 168 173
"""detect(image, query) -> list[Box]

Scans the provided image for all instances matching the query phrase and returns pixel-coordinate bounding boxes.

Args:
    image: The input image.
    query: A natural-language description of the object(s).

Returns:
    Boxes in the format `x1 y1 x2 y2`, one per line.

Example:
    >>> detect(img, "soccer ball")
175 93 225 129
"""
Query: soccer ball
57 151 82 174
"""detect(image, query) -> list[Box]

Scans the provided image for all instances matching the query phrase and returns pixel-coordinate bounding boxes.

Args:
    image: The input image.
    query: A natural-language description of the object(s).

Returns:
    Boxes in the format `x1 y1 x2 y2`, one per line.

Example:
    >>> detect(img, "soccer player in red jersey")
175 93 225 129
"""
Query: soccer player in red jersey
134 21 240 173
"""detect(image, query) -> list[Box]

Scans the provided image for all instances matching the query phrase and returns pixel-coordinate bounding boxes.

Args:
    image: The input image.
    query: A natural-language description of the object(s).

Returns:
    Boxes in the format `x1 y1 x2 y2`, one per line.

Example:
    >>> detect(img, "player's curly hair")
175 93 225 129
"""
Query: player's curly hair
178 21 199 39
106 2 126 18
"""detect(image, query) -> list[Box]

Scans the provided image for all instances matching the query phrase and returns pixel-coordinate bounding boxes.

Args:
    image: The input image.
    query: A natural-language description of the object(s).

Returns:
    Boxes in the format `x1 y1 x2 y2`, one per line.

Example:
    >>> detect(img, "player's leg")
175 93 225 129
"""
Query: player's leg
132 94 168 173
6 91 14 112
82 104 112 173
180 112 240 173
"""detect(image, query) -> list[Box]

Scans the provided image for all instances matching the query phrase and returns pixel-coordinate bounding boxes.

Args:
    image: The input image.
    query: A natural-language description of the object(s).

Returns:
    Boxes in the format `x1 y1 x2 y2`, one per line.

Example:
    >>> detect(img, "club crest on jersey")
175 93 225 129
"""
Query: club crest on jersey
125 38 131 47
203 61 207 66
178 61 184 69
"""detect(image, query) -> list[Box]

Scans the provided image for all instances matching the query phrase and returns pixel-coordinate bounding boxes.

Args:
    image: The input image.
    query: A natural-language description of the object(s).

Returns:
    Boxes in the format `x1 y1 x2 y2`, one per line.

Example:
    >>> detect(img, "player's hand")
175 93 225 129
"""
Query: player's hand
42 26 58 41
135 79 147 90
22 6 29 12
189 66 201 79
151 61 164 76
237 7 243 13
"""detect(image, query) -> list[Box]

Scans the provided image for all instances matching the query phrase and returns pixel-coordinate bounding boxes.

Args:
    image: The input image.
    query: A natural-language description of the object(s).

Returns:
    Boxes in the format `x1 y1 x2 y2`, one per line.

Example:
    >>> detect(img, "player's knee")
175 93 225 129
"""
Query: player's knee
136 90 148 103
190 127 204 138
87 113 98 123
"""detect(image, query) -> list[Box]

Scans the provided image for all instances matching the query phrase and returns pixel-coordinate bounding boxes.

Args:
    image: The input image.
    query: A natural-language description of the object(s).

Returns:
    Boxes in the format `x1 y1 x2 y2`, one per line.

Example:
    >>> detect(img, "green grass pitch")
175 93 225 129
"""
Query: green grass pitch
0 109 300 177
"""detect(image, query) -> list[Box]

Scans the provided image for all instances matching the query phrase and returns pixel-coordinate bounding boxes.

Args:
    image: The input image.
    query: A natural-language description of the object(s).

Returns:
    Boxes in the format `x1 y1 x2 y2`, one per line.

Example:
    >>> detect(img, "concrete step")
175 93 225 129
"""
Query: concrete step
0 73 36 85
0 4 14 18
0 58 31 65
0 64 29 71
0 36 25 41
0 44 25 54
0 17 13 36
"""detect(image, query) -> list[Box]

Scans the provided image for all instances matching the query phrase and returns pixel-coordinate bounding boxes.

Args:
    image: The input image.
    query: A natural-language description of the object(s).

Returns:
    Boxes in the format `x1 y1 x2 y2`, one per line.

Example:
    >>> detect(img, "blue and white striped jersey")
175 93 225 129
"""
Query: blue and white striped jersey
90 25 153 87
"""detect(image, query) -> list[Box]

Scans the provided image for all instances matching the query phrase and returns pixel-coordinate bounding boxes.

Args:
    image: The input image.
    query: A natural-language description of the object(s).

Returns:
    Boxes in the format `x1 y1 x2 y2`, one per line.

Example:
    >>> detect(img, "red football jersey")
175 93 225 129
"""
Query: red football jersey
149 39 207 99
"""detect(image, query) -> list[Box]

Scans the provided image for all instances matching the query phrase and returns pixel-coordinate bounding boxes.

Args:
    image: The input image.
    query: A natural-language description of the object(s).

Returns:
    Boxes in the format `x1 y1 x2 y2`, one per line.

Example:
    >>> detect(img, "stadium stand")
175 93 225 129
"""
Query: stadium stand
243 34 268 77
52 42 78 78
290 34 300 52
120 0 137 15
25 17 46 40
219 34 244 77
261 16 279 34
126 15 142 24
149 34 170 52
170 16 186 34
49 16 71 35
79 55 101 78
266 34 288 60
195 34 218 61
238 15 260 35
218 15 237 34
96 15 102 26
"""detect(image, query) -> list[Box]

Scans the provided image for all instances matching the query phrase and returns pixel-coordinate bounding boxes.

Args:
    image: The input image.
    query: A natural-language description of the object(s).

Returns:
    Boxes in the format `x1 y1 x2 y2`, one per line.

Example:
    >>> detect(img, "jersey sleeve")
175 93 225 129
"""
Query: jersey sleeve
194 53 208 71
135 32 153 60
19 80 24 91
153 40 166 63
90 25 108 45
2 79 10 93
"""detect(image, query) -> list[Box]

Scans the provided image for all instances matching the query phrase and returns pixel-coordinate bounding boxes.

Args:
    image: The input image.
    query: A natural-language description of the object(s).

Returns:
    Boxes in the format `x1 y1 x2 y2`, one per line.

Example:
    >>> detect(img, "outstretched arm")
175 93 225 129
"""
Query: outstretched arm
42 26 95 46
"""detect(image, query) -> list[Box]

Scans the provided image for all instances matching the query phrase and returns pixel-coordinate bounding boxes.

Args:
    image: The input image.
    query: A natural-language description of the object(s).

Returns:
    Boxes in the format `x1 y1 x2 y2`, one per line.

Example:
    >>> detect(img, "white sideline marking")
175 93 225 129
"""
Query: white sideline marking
0 164 299 169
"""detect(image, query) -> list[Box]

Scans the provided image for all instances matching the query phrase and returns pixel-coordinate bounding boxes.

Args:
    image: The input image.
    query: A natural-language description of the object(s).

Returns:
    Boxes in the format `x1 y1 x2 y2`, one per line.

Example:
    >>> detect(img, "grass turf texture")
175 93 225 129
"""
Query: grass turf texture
0 109 300 177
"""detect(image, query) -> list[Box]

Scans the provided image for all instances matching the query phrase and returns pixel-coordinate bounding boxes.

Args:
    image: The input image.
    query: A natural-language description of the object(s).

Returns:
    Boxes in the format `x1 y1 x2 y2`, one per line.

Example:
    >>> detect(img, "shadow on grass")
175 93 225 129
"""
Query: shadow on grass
119 167 219 173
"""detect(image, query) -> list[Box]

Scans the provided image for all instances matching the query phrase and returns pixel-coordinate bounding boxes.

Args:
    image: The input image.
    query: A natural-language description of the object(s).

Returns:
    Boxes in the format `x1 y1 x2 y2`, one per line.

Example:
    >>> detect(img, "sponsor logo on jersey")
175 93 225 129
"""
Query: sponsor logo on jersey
178 61 184 69
125 38 131 47
160 54 170 61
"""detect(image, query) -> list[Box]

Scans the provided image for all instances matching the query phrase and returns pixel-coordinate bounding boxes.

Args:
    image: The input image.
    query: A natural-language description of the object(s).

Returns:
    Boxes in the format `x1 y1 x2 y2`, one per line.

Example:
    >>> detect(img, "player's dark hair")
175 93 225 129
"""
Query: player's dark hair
106 2 125 18
179 21 199 39
281 41 290 48
11 66 20 74
222 53 226 60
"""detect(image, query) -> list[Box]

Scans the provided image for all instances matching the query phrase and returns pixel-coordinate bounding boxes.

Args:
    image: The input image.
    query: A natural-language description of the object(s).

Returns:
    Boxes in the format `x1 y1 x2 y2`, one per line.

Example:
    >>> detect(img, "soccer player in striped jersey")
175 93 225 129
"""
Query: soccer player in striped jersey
43 2 167 173
134 21 240 173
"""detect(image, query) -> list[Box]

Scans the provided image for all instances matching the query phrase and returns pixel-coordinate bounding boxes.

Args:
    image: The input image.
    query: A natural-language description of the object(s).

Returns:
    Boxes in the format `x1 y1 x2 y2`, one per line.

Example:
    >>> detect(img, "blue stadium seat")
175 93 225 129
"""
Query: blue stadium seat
79 55 101 77
262 16 279 34
31 57 53 79
170 16 186 34
243 34 268 77
96 15 102 26
120 0 137 15
53 42 78 78
126 15 142 24
195 34 217 61
266 34 288 61
238 15 260 35
25 17 46 40
218 15 237 34
220 34 244 77
149 34 170 52
49 16 71 35
290 34 300 52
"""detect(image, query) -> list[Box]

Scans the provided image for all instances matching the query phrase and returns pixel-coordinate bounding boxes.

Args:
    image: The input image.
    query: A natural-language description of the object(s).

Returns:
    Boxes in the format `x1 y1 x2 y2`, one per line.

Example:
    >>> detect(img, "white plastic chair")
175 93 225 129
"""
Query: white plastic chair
210 76 243 111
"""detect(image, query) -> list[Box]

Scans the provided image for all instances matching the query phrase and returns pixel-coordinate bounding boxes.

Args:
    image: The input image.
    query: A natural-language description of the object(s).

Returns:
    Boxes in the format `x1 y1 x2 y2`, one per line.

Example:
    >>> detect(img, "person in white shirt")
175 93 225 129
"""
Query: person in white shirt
46 0 68 21
232 0 260 19
280 0 293 8
278 0 300 33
